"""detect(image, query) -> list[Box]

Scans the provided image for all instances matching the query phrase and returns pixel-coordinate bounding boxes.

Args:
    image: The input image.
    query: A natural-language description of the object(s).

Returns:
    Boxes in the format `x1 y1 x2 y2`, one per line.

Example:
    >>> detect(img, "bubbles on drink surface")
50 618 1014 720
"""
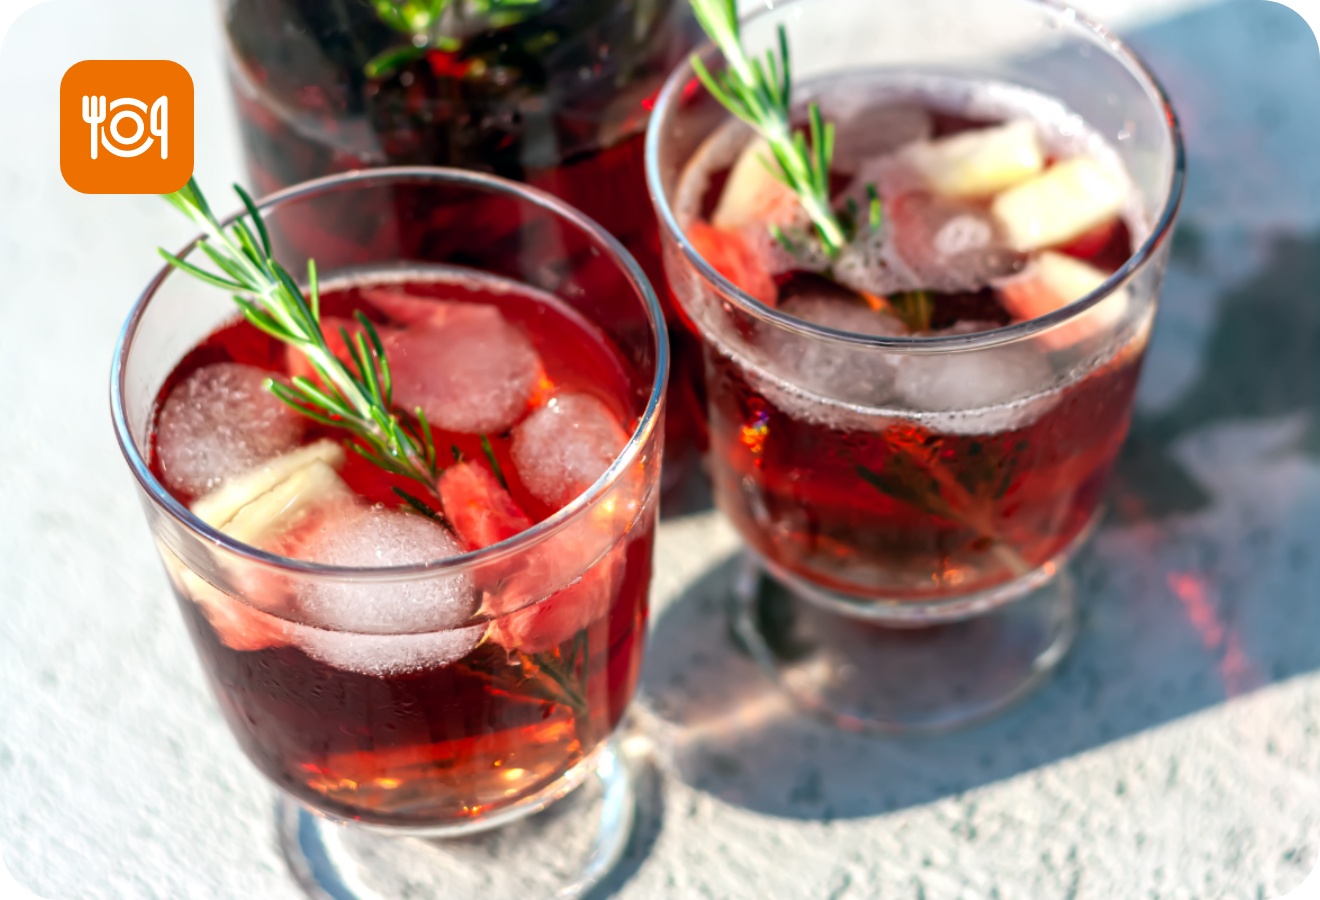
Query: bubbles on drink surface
676 73 1147 432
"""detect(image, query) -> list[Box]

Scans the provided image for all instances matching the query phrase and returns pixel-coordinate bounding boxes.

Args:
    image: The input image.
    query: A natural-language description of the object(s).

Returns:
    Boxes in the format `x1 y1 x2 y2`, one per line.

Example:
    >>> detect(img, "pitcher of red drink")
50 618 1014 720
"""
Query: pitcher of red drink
220 0 707 492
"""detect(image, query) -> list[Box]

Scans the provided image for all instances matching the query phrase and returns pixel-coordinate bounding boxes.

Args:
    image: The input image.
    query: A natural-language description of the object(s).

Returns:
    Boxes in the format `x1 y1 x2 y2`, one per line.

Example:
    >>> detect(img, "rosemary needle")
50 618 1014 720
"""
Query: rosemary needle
159 178 442 497
688 0 849 257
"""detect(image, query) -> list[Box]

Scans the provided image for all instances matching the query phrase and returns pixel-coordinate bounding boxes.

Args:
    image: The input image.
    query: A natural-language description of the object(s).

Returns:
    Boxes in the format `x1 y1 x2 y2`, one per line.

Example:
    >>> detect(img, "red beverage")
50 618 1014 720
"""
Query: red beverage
706 333 1143 599
148 272 653 826
223 0 708 486
671 74 1155 601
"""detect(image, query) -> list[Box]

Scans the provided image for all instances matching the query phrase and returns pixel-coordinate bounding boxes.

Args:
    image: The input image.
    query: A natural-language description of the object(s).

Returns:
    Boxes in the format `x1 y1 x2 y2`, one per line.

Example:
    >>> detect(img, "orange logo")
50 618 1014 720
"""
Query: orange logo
60 60 194 194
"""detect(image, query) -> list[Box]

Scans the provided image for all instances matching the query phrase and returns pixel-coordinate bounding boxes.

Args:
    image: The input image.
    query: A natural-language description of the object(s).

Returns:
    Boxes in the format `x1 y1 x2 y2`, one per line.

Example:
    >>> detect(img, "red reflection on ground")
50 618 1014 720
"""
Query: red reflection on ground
1167 571 1260 697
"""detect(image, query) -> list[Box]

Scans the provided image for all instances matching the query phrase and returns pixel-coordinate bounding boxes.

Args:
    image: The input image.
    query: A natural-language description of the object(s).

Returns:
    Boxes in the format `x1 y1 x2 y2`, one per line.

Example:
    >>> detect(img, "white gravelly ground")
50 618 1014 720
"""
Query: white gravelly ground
3 0 1320 897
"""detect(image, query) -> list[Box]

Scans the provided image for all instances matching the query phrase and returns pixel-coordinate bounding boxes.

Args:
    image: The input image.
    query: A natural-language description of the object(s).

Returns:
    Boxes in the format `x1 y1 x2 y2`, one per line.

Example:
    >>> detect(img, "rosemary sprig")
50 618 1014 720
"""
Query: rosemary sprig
366 0 544 79
689 0 848 257
159 178 441 498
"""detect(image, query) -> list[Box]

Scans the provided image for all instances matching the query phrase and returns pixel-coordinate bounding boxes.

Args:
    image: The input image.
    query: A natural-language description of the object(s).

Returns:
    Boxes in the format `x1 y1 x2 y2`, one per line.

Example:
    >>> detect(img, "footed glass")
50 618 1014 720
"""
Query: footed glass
111 169 666 896
646 0 1185 731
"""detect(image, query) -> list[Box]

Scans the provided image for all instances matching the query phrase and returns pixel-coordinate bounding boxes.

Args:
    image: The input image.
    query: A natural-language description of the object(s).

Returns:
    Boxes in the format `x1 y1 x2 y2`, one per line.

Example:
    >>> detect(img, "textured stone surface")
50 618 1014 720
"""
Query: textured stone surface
3 0 1320 897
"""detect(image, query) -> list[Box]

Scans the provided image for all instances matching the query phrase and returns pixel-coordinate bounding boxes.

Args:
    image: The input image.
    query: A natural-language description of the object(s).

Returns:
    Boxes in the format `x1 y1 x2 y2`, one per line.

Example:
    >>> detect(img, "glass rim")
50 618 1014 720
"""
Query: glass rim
110 166 669 581
644 0 1187 354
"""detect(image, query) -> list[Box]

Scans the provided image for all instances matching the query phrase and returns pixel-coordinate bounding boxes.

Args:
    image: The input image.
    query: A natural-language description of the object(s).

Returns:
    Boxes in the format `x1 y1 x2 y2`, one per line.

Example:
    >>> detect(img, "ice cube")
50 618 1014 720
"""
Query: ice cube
294 625 487 677
826 103 933 173
156 362 306 496
892 344 1057 435
511 393 630 509
759 294 906 407
888 193 1026 294
295 506 479 635
383 305 543 435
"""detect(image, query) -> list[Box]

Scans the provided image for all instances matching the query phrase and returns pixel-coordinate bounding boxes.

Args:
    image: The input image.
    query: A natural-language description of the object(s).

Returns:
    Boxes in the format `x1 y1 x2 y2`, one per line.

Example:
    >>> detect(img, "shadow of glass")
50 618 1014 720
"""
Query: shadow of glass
639 495 1320 821
1117 231 1320 523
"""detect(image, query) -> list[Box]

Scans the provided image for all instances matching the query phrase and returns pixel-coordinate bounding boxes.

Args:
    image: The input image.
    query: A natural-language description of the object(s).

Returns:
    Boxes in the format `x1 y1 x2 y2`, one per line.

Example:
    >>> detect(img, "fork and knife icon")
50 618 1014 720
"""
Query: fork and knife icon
80 94 168 160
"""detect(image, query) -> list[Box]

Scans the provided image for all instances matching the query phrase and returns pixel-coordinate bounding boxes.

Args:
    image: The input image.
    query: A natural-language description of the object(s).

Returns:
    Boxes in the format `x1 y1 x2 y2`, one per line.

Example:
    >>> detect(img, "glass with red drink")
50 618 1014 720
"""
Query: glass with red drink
219 0 708 496
111 169 666 897
647 0 1185 729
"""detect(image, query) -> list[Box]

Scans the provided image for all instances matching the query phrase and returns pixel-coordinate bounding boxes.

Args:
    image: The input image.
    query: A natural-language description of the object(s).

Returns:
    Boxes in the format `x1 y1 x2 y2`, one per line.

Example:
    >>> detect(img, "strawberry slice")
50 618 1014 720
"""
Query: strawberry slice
1057 218 1120 261
998 251 1129 350
435 459 624 655
362 289 454 327
487 545 624 656
686 221 777 307
192 580 289 652
438 461 534 550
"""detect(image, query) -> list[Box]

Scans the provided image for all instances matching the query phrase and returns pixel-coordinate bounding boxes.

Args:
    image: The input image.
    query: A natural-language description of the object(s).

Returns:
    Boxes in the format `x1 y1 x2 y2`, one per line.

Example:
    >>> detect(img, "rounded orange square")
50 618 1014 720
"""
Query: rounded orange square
61 60 194 195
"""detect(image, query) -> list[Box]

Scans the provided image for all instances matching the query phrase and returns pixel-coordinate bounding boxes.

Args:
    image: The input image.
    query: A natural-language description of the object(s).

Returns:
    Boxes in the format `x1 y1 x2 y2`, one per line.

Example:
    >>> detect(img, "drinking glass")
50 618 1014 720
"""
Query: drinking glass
646 0 1185 731
111 169 667 897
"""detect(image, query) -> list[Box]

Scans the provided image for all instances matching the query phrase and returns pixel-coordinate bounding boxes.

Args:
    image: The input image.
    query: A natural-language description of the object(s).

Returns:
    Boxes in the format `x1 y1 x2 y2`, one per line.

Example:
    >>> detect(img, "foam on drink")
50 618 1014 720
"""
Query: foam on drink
674 72 1151 437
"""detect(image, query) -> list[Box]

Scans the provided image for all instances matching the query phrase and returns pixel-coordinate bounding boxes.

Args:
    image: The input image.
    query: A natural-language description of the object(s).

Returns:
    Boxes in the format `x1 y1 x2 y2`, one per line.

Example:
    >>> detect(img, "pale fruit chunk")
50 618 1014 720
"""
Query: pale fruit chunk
177 449 355 653
191 440 346 530
223 461 355 548
991 157 1127 252
711 136 798 231
899 120 1044 200
999 251 1130 350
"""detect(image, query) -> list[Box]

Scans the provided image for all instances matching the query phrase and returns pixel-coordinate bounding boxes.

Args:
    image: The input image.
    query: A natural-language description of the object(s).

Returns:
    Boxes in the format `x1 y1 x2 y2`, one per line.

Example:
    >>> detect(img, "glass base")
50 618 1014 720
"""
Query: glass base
276 738 636 900
732 553 1079 733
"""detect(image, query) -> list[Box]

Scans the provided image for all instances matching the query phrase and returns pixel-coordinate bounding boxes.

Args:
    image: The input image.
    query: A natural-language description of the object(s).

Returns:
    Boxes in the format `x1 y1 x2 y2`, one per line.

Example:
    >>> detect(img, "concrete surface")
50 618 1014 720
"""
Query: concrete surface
3 0 1320 897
